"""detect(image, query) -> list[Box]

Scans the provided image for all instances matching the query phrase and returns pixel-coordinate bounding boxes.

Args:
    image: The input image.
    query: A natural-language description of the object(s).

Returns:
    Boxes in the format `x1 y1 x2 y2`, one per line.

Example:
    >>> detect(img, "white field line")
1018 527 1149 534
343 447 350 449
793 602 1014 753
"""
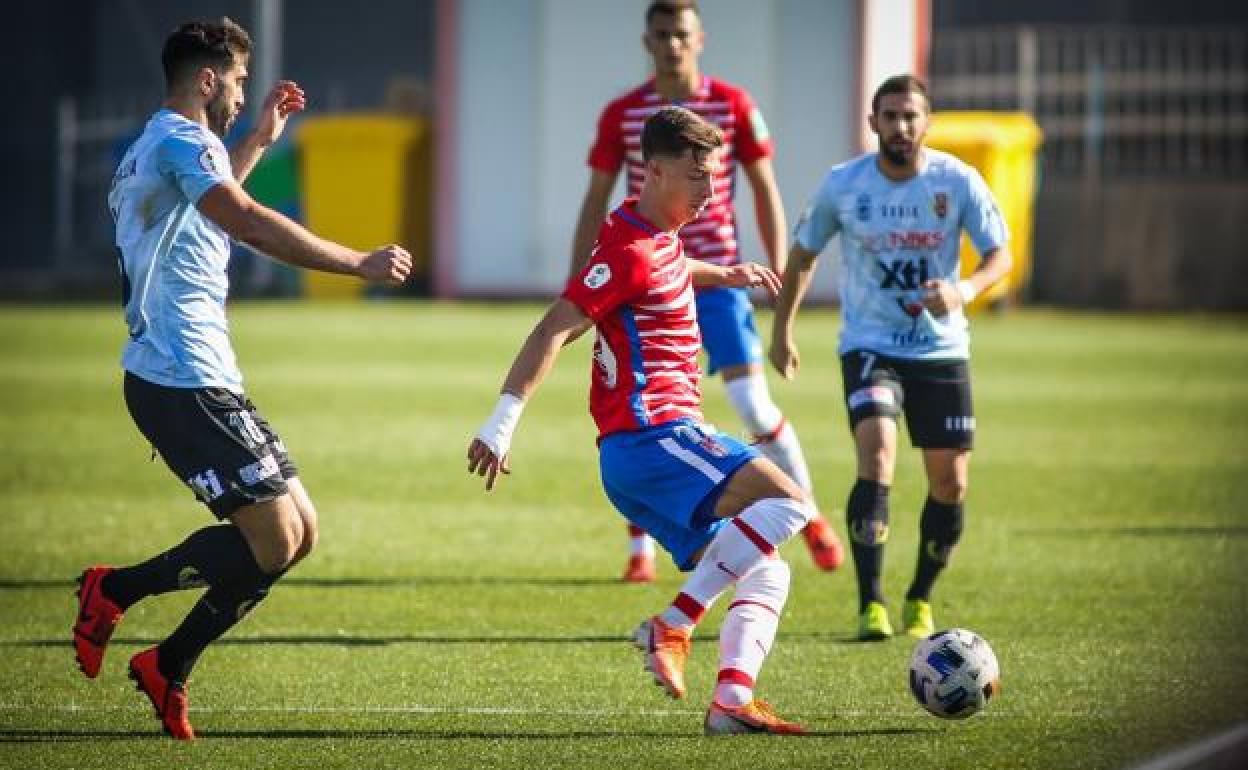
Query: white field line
1127 722 1248 770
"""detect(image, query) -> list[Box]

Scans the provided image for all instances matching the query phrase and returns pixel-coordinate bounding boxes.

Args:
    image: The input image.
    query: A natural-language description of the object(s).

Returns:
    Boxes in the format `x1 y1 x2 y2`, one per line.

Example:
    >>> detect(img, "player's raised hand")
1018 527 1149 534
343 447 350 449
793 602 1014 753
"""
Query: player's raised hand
357 245 412 286
467 437 511 491
920 279 960 316
768 337 800 380
722 263 782 297
254 81 306 146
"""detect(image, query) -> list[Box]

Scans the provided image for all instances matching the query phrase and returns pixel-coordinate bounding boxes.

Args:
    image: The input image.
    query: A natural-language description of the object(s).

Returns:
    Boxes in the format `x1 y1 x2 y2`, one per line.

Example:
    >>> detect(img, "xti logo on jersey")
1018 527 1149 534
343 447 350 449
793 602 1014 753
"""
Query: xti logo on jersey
796 150 1009 360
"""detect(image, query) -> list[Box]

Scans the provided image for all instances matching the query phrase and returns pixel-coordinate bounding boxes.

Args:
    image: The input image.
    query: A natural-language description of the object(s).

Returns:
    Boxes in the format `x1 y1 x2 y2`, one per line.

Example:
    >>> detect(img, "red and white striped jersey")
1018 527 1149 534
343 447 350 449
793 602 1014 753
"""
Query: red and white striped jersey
588 76 773 267
562 199 704 439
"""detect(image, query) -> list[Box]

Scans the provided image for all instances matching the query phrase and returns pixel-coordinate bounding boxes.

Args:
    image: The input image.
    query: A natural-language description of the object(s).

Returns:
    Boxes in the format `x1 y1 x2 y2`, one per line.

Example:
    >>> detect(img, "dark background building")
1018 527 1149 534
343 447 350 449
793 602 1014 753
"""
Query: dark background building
6 0 1246 308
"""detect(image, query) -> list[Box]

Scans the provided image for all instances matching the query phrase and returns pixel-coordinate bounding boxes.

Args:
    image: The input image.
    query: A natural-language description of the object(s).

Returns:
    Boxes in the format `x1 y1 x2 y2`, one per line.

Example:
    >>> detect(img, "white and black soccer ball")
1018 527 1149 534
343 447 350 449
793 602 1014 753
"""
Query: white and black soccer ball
908 628 1001 719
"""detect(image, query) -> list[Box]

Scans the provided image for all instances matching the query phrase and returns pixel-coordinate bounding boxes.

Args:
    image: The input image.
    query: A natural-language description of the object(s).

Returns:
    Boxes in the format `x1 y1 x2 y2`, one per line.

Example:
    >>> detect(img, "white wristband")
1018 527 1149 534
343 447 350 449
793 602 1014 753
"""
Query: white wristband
476 393 525 458
956 279 978 306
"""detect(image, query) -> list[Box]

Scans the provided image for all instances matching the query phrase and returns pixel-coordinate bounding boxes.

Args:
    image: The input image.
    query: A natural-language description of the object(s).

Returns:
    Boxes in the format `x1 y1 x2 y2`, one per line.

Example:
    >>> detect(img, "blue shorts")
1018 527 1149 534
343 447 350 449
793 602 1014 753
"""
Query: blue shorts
599 420 758 570
696 286 763 375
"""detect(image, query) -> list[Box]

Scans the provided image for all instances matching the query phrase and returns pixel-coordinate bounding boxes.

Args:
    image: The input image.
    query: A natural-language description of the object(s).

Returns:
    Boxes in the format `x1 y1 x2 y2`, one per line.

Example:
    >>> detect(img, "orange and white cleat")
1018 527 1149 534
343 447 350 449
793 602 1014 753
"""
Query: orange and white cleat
704 698 808 735
622 553 657 583
73 566 125 679
631 615 691 699
128 647 195 741
801 515 844 572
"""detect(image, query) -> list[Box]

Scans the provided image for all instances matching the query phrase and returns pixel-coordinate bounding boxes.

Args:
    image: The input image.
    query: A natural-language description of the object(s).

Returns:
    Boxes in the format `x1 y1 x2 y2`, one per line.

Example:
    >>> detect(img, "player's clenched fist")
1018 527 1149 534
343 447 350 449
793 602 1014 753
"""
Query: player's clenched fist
768 338 800 380
358 244 412 286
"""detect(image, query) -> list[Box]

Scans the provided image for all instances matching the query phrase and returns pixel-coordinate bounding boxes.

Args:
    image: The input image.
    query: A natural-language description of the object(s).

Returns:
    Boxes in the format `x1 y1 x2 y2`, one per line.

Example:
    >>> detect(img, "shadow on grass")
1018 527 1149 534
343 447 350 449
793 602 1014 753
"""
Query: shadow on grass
0 725 932 742
1 630 868 648
1013 525 1248 538
0 575 626 591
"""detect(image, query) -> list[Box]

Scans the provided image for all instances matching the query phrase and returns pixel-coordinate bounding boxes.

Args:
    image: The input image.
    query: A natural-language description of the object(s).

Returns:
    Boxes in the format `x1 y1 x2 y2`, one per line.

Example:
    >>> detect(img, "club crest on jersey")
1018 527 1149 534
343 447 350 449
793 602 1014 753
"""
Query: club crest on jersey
856 194 872 222
592 333 618 388
584 263 612 290
932 191 949 219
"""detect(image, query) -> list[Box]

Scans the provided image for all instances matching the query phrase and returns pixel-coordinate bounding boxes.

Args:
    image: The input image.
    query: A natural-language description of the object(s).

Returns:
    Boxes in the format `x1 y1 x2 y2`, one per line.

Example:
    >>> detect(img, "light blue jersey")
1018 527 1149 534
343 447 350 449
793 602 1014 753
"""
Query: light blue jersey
794 149 1007 360
109 109 241 391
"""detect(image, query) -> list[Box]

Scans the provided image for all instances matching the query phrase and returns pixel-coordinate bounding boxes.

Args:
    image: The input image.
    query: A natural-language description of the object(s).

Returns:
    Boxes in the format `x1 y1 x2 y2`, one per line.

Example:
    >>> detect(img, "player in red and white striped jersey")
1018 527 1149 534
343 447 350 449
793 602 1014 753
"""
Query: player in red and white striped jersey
569 0 843 582
565 198 705 436
470 107 810 734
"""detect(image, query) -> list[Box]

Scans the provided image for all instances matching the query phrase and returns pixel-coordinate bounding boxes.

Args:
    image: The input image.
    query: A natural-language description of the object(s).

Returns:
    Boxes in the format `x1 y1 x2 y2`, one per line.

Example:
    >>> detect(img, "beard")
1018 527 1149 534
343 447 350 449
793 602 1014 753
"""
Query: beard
206 89 236 137
879 142 910 166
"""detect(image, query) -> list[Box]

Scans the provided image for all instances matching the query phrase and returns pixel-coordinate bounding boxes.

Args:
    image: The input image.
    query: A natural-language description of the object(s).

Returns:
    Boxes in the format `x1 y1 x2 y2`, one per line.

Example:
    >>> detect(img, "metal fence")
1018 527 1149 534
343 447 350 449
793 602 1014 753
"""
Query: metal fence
929 25 1248 178
53 94 154 279
51 95 295 296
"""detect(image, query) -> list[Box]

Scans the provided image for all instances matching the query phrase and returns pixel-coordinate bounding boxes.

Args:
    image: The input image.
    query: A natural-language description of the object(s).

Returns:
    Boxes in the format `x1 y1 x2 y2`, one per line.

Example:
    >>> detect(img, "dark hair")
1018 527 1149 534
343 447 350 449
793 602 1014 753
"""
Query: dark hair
645 1 699 25
871 74 930 114
161 18 252 91
641 106 722 162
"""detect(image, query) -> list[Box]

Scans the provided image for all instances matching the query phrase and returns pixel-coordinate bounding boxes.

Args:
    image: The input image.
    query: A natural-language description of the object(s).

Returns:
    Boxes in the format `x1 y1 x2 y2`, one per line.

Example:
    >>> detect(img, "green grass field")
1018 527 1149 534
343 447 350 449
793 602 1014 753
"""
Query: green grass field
1 302 1246 769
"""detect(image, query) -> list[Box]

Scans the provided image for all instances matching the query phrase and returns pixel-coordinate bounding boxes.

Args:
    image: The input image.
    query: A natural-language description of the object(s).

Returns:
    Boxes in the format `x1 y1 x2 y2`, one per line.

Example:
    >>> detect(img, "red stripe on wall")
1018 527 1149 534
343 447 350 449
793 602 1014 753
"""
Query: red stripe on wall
853 0 869 154
914 0 932 79
433 0 458 298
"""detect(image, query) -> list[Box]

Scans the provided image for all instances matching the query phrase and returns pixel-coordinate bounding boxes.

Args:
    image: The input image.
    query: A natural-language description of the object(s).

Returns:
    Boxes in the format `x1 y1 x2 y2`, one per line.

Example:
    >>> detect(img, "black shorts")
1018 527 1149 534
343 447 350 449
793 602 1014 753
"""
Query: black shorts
840 350 975 450
123 371 298 519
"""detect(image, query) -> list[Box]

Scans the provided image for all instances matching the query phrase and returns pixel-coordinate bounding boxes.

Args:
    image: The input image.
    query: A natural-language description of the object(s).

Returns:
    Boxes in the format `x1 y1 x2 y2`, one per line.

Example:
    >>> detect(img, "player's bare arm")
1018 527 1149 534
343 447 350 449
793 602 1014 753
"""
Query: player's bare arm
742 158 787 274
468 299 593 490
197 180 411 285
686 259 781 297
920 244 1014 315
569 170 619 278
768 243 820 379
230 81 306 183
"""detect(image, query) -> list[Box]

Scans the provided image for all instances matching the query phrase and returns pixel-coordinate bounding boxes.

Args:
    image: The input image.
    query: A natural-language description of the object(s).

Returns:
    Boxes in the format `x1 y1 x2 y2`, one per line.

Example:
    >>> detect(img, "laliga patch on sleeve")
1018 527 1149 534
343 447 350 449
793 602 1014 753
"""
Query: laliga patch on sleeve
749 107 771 143
584 263 612 289
198 146 219 174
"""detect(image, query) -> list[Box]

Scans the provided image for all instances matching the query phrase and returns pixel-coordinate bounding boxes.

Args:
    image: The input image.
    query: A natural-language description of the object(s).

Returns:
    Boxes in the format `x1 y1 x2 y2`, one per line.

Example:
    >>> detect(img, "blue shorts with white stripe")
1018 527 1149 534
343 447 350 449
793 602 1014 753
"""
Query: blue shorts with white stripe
598 419 758 570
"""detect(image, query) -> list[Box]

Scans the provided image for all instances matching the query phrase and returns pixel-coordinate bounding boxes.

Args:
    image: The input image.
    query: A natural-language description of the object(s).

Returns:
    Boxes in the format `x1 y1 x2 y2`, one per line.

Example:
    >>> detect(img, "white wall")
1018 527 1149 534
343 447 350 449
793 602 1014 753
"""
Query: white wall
443 0 920 300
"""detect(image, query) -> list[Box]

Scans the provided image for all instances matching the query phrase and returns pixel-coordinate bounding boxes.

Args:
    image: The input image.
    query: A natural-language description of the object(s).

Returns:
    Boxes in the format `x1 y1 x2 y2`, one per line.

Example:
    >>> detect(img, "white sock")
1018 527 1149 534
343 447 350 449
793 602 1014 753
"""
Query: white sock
627 524 655 558
724 374 814 494
659 498 810 630
756 422 814 495
714 557 791 707
724 374 783 438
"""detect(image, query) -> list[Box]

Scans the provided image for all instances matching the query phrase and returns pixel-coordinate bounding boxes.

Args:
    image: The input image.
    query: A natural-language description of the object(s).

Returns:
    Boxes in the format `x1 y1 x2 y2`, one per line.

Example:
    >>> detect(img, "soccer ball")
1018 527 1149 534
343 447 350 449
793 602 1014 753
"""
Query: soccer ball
908 628 1001 719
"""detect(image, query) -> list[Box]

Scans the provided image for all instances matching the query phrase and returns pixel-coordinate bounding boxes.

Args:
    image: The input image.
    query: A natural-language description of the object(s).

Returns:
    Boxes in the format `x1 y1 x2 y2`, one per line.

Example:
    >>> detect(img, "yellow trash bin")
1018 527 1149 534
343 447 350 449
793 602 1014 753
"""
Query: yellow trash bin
295 116 431 298
925 112 1042 308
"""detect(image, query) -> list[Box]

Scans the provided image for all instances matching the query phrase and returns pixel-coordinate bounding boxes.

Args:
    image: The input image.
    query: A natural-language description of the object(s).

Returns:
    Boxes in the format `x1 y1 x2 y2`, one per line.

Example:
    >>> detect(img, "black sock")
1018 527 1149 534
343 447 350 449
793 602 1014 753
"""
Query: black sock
846 478 891 611
906 497 964 601
101 525 263 610
156 572 279 685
